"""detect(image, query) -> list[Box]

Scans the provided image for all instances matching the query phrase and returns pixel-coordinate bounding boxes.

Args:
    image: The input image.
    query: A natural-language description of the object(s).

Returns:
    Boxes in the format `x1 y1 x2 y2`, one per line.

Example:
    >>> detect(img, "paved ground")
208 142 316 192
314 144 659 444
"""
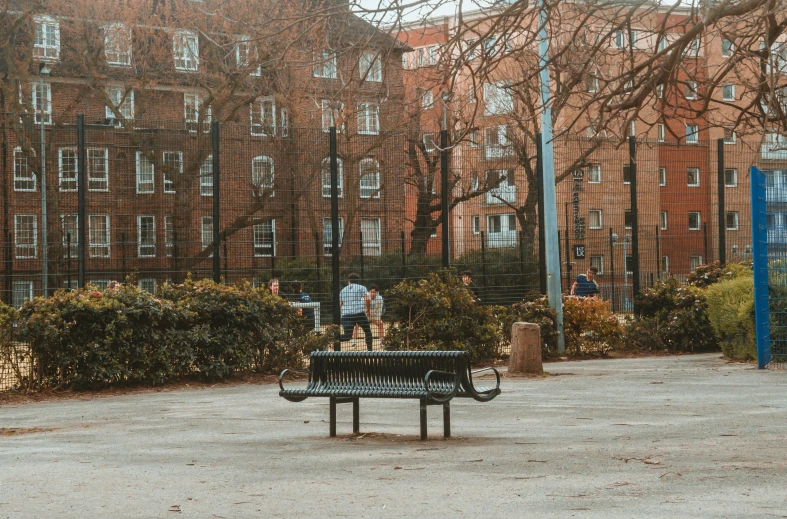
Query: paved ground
1 354 786 518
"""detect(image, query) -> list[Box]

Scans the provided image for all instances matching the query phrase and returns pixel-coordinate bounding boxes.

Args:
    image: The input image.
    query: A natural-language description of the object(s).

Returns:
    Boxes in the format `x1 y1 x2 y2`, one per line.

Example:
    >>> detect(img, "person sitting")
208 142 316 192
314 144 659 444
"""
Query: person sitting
571 266 600 298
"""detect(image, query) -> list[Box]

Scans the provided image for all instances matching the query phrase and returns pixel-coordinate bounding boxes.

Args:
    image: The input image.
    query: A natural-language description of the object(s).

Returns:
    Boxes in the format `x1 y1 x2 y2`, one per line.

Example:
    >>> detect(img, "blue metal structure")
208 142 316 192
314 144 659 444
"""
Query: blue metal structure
751 166 787 369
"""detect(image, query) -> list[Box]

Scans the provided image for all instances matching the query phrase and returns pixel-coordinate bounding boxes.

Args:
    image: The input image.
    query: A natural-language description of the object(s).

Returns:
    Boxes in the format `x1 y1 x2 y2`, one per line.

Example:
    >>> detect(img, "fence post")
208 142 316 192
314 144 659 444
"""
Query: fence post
609 228 616 312
66 232 72 290
211 121 221 283
315 232 322 285
400 230 407 279
77 114 86 289
359 229 365 283
717 138 726 265
329 127 341 351
536 133 547 295
655 225 660 280
480 230 487 301
628 137 640 300
750 166 770 369
703 222 709 266
440 129 450 268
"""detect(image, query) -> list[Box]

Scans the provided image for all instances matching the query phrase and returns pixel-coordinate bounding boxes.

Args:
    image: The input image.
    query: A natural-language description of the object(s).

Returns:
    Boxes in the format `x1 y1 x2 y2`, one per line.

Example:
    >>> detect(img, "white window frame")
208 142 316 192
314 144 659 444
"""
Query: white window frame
314 50 337 79
61 214 78 258
361 218 382 257
164 216 174 257
483 82 513 116
88 214 111 258
173 30 199 72
484 125 513 159
689 255 704 271
360 51 382 82
685 81 697 100
12 281 34 309
722 83 735 101
686 124 699 144
58 147 78 192
162 151 182 194
184 93 211 130
135 152 154 194
251 156 275 197
588 164 601 183
253 219 276 257
33 15 60 61
661 211 668 230
201 216 213 256
137 215 156 258
657 123 665 142
200 155 213 196
724 168 738 188
32 81 52 125
321 157 344 198
486 213 517 248
662 255 670 273
724 128 737 145
139 279 157 294
688 211 701 231
472 215 480 234
589 209 603 229
357 102 380 135
586 74 599 93
687 167 700 187
104 23 132 67
87 148 109 192
659 166 667 186
359 158 381 199
14 214 37 259
323 217 344 256
321 99 344 132
105 87 134 120
250 97 276 136
726 211 739 231
13 147 35 192
420 89 434 110
590 255 604 275
721 39 733 57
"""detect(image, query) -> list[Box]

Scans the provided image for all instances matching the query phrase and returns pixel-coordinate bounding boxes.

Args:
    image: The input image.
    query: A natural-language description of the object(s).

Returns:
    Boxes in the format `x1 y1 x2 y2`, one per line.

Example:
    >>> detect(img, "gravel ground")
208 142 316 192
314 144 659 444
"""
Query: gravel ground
1 353 786 518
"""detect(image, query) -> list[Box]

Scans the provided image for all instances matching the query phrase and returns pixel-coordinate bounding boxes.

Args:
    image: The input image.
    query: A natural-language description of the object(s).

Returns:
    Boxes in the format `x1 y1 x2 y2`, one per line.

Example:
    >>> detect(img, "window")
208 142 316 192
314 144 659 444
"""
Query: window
137 215 156 258
484 125 513 159
13 147 35 191
420 89 434 110
323 217 344 256
487 214 517 248
87 148 109 191
423 133 436 152
253 220 276 257
89 215 110 258
687 167 700 187
590 255 604 275
139 279 157 294
472 215 480 234
629 120 636 137
14 214 37 258
724 128 736 145
483 82 513 115
90 280 110 290
589 209 603 229
357 102 379 135
321 100 344 132
321 157 344 198
721 39 733 57
686 124 699 144
162 151 182 194
722 83 735 101
625 255 634 275
688 211 701 231
469 130 481 148
465 39 477 60
173 30 199 71
250 98 276 136
280 107 289 137
725 168 738 187
201 216 213 255
104 23 132 66
661 211 668 230
586 75 599 93
361 218 382 256
657 123 665 142
136 152 154 194
486 169 516 204
689 255 704 271
726 211 739 230
482 36 499 56
314 50 337 78
61 214 77 258
58 148 78 191
685 81 697 100
360 51 382 82
184 93 211 130
687 38 700 57
656 84 664 99
623 164 631 184
659 167 666 186
12 281 34 308
624 210 633 230
588 164 601 183
468 83 477 103
34 15 60 61
200 155 213 196
164 216 174 257
359 158 381 198
32 81 51 125
661 255 670 273
252 156 275 196
657 36 667 52
623 80 633 94
106 87 134 120
427 45 440 65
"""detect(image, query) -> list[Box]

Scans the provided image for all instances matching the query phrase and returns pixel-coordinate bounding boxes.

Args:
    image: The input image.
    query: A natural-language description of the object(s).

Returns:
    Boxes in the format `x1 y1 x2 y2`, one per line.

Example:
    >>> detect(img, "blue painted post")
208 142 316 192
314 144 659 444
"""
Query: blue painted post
750 166 770 369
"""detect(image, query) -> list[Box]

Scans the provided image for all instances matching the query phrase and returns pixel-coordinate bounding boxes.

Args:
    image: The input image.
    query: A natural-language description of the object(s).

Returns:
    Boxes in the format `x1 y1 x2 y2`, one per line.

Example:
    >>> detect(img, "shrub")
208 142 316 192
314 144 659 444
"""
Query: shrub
705 273 755 360
383 269 501 360
686 261 752 289
562 297 624 355
505 298 558 353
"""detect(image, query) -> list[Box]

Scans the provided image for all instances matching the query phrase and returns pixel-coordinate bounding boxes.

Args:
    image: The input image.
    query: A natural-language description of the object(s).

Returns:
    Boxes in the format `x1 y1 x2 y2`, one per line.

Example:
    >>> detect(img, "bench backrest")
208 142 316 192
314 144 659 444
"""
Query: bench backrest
309 351 469 392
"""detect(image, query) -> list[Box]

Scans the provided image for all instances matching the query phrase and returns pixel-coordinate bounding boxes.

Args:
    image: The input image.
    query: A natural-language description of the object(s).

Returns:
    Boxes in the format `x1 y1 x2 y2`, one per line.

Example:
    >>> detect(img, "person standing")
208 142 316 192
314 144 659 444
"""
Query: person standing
290 281 315 331
268 278 281 297
571 266 600 297
367 285 385 340
339 273 373 351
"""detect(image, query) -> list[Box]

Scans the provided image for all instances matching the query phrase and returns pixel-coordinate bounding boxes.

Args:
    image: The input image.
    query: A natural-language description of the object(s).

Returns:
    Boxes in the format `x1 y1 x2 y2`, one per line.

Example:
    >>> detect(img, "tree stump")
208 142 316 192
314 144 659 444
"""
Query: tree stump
509 322 543 374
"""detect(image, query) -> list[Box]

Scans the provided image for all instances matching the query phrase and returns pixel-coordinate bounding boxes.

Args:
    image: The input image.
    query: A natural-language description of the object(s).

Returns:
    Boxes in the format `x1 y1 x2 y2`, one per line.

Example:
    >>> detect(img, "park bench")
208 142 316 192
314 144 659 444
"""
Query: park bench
279 351 501 440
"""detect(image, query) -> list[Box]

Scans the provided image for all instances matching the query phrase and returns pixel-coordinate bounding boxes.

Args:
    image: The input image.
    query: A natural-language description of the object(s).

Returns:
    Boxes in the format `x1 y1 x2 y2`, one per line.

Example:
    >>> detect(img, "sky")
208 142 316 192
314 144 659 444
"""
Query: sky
355 1 497 24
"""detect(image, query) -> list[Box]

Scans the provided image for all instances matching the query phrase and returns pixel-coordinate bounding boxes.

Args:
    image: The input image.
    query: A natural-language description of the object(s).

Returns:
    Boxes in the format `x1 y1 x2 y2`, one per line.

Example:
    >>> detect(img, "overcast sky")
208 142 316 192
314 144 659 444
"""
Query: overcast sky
355 1 495 23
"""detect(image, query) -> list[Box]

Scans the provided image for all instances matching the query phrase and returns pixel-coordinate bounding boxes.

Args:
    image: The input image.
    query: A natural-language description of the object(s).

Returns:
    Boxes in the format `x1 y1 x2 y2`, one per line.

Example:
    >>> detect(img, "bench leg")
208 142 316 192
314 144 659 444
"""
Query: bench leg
329 397 337 437
443 402 451 439
419 399 427 440
353 399 360 434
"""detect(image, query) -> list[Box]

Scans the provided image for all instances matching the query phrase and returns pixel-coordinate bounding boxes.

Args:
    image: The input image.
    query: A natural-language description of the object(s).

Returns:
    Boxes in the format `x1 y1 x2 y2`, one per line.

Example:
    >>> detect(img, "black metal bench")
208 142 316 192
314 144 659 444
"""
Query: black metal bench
279 351 501 440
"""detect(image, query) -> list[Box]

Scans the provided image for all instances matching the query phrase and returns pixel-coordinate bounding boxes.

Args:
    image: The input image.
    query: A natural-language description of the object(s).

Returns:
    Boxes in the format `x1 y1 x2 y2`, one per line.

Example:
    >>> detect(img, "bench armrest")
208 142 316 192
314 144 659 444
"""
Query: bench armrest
424 370 461 403
278 368 311 392
462 366 501 402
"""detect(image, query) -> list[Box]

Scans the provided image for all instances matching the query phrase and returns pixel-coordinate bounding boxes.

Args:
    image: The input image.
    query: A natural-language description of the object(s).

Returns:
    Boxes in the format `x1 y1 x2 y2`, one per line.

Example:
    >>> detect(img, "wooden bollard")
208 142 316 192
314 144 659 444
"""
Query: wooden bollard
508 322 543 374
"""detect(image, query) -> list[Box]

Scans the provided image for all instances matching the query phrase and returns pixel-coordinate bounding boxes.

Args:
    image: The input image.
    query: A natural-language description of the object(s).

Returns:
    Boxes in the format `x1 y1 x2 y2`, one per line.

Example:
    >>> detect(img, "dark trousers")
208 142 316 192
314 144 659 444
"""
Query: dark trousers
340 312 373 350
